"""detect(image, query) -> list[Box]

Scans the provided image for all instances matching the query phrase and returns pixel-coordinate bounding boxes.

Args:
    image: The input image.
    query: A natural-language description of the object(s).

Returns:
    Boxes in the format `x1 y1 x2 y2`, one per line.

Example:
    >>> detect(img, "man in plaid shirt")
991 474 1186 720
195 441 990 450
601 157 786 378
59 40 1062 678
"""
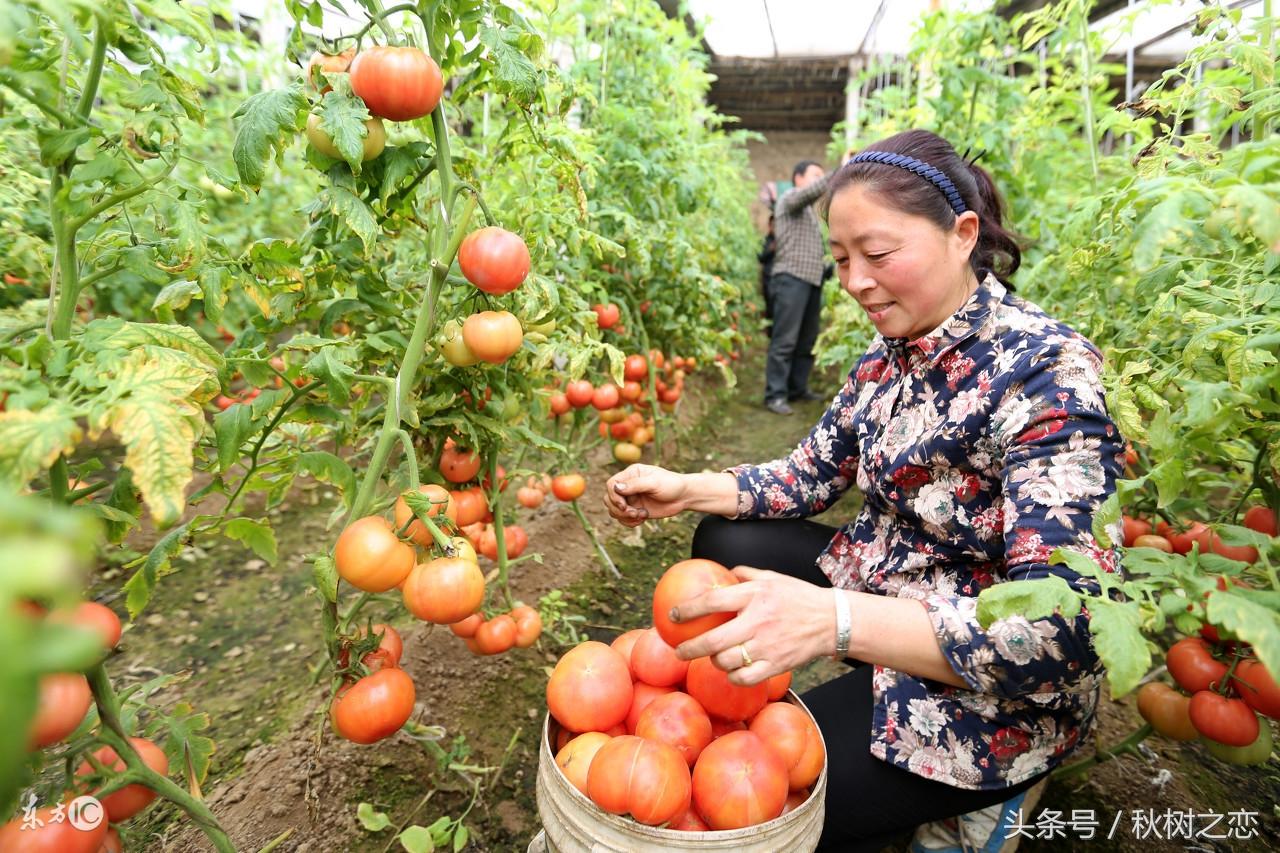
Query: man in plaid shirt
764 160 831 414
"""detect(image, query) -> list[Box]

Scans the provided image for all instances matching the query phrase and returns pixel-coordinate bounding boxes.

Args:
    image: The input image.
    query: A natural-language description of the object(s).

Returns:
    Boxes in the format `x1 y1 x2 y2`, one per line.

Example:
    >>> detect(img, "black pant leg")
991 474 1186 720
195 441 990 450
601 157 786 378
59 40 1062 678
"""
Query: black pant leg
804 668 1048 851
691 515 836 586
764 273 813 402
788 281 825 398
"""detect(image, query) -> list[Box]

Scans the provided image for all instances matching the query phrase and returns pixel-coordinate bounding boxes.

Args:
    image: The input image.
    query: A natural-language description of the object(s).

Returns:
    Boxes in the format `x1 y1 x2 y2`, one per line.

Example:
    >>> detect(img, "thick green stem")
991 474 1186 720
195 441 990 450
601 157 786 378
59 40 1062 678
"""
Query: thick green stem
85 664 235 852
489 453 513 605
1053 722 1153 781
0 73 78 125
48 170 78 340
1078 7 1099 187
76 18 109 120
1257 0 1274 141
570 500 620 578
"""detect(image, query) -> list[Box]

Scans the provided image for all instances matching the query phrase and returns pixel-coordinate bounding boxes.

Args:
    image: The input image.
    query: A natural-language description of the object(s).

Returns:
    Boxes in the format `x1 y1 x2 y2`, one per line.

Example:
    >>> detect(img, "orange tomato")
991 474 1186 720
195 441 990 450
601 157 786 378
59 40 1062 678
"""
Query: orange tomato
394 484 457 547
401 557 485 624
334 516 415 593
547 641 633 733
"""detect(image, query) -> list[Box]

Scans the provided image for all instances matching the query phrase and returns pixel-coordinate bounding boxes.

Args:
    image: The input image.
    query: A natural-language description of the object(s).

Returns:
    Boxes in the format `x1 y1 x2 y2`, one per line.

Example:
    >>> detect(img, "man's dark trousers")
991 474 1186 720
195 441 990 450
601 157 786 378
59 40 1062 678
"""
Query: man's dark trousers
764 272 823 402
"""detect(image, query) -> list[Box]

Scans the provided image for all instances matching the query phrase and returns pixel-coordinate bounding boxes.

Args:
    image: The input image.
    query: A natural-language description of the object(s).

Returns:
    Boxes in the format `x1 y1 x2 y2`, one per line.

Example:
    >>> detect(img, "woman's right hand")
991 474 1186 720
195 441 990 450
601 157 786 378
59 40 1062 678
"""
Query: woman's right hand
603 464 688 527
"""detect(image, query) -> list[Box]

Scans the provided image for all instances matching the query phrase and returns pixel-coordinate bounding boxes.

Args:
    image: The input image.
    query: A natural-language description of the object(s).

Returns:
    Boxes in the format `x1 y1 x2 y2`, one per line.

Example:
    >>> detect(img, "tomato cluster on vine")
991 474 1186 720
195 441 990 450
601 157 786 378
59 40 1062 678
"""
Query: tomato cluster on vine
543 559 824 831
1138 631 1278 765
4 601 168 850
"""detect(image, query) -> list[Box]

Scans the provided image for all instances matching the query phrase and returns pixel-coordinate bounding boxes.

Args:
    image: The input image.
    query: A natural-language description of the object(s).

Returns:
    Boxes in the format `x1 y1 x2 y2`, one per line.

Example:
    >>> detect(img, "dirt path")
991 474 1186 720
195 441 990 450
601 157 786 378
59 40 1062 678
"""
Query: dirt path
102 319 1278 852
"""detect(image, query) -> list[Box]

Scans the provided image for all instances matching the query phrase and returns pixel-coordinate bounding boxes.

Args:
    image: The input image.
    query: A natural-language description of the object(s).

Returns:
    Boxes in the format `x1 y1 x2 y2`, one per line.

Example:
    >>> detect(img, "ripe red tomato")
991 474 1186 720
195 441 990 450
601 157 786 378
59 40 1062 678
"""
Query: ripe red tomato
692 730 789 830
564 380 594 408
555 731 612 795
686 657 768 722
1121 515 1151 547
1208 532 1258 565
506 525 529 558
76 736 169 820
516 486 544 509
331 668 416 744
623 354 648 381
1135 682 1198 741
50 601 122 652
512 606 542 648
1165 638 1228 694
586 735 691 825
1132 534 1172 552
30 672 92 748
591 383 620 411
629 628 689 687
1166 521 1214 556
549 392 571 416
1242 505 1278 536
306 48 355 92
610 629 645 671
349 46 443 121
340 623 404 671
450 613 483 639
457 226 530 294
462 311 523 364
710 716 748 738
213 394 236 411
619 380 643 403
556 723 626 753
669 807 711 831
626 681 677 733
546 641 633 733
1232 659 1280 718
450 487 487 526
394 484 457 547
749 702 825 790
592 303 621 329
766 671 793 701
0 801 107 853
1188 691 1260 747
474 615 518 655
440 440 482 483
652 559 740 648
334 516 415 593
551 473 586 502
635 691 713 766
401 557 484 624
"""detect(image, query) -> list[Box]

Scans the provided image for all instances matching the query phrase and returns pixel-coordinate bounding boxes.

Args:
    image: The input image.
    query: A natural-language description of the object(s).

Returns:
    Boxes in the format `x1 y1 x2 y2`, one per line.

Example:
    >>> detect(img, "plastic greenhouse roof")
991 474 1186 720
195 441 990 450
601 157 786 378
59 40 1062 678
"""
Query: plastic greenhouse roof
688 0 1267 60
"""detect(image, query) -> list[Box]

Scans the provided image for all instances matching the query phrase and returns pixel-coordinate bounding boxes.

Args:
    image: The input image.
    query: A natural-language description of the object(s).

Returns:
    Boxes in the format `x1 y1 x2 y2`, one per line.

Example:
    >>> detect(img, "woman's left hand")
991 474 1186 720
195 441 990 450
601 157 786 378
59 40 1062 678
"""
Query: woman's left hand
669 566 835 687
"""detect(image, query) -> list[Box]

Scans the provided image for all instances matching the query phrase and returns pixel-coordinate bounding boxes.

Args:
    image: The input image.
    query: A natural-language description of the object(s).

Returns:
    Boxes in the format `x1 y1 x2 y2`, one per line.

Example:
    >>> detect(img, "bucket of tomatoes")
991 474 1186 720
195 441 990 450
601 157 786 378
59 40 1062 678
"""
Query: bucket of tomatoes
530 559 827 852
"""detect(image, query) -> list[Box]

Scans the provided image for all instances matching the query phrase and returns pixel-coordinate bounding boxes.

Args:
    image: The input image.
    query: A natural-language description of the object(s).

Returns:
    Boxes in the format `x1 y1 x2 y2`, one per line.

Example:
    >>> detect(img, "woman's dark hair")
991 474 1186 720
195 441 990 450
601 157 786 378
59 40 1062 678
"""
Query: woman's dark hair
824 130 1022 287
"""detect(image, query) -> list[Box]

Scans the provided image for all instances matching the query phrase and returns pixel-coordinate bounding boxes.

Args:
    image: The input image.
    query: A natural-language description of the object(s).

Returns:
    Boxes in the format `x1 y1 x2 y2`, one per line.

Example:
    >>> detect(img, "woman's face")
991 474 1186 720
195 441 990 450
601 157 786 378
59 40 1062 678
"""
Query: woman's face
828 183 981 341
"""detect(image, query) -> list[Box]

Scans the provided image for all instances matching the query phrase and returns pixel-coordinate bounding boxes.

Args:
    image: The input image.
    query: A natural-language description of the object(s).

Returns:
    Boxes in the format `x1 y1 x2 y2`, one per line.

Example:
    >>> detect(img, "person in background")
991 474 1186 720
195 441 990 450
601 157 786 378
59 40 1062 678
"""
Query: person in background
763 159 831 414
604 129 1125 852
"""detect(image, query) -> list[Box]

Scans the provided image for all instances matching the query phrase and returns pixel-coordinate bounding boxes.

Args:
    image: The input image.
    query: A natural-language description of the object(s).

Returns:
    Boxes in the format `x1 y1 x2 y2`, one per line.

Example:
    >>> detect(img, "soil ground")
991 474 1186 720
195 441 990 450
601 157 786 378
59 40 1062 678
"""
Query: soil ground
85 313 1278 853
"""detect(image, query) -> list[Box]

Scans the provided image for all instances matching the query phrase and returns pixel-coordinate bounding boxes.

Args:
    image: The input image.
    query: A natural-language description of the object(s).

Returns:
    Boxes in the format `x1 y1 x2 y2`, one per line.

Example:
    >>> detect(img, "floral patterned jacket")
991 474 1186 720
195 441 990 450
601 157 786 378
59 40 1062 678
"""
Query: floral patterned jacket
730 276 1126 791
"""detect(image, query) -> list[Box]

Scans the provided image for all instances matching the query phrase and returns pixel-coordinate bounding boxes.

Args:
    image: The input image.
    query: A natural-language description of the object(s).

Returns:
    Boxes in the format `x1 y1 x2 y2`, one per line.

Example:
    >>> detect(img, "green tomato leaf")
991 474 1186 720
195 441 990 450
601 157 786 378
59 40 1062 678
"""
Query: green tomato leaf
223 518 278 564
398 825 435 853
357 802 393 832
1088 598 1150 698
975 575 1080 628
232 85 308 190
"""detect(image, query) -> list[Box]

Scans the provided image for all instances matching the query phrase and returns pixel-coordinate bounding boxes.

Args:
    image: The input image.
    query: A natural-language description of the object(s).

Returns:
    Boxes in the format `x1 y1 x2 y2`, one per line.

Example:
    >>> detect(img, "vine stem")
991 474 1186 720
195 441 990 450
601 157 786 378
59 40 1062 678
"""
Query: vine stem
85 664 236 852
569 500 620 578
488 453 514 607
1052 722 1153 781
1077 5 1099 187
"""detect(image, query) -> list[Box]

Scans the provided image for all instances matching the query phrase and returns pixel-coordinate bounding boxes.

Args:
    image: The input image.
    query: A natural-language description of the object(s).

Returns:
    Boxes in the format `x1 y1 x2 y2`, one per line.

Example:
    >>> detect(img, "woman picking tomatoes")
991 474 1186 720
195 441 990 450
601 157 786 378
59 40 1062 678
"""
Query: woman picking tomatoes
603 130 1126 852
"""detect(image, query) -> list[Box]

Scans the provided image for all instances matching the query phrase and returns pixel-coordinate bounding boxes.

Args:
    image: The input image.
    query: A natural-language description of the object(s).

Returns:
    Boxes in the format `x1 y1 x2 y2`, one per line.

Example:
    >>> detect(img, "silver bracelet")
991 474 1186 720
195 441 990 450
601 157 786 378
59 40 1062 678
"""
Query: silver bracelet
832 588 851 660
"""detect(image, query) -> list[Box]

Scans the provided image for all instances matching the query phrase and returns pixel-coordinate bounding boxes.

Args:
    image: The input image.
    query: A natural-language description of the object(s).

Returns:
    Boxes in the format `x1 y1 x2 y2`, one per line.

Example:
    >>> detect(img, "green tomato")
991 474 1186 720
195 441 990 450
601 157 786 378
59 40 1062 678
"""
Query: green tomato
501 396 523 422
1201 720 1273 765
524 317 556 336
438 319 478 367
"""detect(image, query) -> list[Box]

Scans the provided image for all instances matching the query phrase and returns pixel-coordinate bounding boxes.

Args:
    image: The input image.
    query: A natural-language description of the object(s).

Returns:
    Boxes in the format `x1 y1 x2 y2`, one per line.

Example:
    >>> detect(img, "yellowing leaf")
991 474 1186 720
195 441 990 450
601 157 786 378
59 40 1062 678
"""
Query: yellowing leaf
0 405 83 488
